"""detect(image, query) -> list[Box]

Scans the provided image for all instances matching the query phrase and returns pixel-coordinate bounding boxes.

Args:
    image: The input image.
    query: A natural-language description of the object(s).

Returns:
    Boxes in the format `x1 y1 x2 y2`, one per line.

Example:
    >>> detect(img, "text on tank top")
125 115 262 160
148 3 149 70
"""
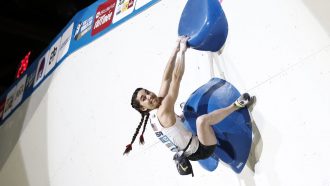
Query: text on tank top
149 110 198 155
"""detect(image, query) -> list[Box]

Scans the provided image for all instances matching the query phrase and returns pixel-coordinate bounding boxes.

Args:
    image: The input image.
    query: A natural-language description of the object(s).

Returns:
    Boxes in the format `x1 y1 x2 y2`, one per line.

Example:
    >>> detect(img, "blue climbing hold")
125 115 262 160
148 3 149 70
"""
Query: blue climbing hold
178 0 228 52
183 78 252 173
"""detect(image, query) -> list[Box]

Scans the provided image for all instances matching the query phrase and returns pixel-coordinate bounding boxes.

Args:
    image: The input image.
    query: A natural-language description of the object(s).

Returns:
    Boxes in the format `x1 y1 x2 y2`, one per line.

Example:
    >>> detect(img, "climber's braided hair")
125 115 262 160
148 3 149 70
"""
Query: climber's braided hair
123 88 150 155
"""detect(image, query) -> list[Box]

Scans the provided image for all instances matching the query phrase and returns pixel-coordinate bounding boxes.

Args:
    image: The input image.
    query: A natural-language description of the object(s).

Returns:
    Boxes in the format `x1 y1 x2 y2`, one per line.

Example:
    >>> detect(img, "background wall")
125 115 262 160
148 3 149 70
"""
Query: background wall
0 0 330 185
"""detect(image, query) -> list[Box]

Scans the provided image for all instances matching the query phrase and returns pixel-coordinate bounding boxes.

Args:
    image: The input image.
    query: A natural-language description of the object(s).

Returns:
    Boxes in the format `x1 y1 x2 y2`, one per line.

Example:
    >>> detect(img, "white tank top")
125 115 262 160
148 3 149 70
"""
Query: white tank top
149 110 199 156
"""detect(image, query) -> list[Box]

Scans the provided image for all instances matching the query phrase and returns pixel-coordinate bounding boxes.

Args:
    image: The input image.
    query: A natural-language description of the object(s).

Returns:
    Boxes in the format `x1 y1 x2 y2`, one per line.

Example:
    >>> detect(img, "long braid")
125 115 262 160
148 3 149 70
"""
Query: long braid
124 88 157 155
123 113 146 155
139 112 149 144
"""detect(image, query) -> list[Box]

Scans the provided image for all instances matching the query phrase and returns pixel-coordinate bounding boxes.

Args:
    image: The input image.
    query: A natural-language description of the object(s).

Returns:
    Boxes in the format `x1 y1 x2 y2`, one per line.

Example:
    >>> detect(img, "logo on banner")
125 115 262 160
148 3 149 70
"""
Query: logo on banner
2 88 15 119
34 54 47 87
92 0 117 36
113 0 137 23
1 75 27 120
25 69 36 90
50 47 57 63
58 23 74 62
116 0 135 15
12 75 27 109
74 16 93 40
0 98 5 120
45 37 61 75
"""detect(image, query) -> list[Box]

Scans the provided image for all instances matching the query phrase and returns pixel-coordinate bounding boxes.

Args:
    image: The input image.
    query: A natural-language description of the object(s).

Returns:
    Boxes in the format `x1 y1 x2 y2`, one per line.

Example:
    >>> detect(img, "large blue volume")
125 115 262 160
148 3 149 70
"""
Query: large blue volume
178 0 228 52
183 78 252 173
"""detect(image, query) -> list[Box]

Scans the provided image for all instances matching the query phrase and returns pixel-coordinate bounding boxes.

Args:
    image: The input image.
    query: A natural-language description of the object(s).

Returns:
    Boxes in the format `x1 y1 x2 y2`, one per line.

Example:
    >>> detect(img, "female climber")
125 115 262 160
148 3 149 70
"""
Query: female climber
123 36 255 174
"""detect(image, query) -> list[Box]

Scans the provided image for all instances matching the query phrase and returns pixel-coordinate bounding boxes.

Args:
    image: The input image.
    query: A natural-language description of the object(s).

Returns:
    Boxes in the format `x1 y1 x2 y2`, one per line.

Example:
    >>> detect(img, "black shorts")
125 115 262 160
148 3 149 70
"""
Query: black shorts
187 141 216 161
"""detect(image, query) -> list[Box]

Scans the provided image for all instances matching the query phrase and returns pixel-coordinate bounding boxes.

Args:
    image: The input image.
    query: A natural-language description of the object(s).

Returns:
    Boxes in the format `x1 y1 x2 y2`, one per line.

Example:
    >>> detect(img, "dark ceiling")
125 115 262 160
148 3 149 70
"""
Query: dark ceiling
0 0 96 95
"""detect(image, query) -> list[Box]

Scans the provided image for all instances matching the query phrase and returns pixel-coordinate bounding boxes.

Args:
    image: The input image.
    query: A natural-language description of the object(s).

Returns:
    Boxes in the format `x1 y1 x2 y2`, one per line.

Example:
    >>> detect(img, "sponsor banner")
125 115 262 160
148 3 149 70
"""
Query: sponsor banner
113 0 137 23
91 0 117 36
23 63 37 99
34 51 48 87
0 0 160 126
2 87 16 120
45 37 61 75
74 16 94 41
0 97 6 121
12 75 27 109
58 23 74 62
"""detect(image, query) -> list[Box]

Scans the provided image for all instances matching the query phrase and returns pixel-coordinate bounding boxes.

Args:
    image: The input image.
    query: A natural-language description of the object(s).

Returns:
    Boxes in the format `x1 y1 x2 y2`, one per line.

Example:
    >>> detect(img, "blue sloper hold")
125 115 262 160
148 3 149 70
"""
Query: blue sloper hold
178 0 228 52
183 78 252 173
